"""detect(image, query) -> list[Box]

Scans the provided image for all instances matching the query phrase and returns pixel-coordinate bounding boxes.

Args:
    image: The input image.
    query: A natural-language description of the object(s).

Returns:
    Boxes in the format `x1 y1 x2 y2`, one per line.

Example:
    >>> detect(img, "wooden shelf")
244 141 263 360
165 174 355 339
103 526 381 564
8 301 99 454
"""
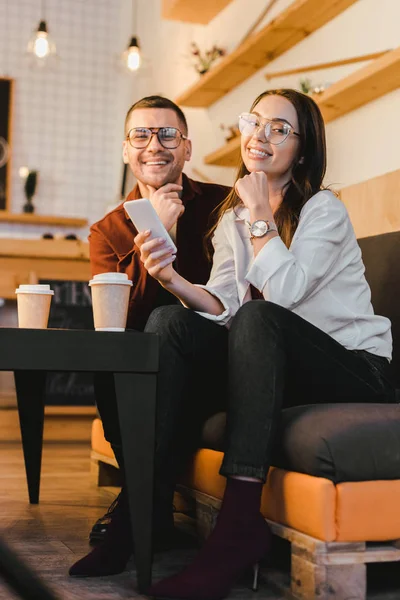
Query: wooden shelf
162 0 232 24
204 46 400 167
175 0 358 108
204 135 241 168
314 45 400 123
0 238 89 260
0 212 87 227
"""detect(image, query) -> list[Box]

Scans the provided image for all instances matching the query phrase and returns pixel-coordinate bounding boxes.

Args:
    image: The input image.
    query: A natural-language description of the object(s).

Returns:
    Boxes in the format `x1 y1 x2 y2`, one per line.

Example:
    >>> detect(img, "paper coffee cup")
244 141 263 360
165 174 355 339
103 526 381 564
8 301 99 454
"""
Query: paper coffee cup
88 272 132 332
15 284 54 329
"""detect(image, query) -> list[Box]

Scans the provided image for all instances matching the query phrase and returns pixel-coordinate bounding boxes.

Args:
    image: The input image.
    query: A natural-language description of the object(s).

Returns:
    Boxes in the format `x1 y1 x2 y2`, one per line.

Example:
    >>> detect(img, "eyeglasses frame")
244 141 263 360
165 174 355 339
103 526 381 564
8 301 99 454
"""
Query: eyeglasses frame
238 112 301 145
126 126 188 149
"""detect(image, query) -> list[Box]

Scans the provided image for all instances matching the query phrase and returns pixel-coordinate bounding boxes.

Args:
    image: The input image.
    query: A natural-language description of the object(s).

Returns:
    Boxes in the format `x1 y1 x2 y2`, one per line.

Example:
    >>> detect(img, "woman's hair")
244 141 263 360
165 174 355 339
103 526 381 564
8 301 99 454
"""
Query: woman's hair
205 88 327 258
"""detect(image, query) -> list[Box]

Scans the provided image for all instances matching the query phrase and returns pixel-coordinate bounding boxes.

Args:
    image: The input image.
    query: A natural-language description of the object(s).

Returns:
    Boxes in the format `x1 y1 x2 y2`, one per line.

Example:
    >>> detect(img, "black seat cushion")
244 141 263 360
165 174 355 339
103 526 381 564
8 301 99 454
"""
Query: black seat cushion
201 403 400 483
273 403 400 483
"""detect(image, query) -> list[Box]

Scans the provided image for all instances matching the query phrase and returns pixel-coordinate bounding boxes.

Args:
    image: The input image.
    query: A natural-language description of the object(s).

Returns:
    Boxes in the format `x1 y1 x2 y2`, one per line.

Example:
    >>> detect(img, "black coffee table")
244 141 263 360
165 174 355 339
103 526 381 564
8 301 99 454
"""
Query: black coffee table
0 327 159 593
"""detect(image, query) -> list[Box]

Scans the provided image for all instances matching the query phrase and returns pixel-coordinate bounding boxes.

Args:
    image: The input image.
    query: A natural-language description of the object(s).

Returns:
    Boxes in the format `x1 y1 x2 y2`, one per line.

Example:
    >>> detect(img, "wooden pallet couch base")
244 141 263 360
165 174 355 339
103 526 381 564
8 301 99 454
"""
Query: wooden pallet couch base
175 486 400 600
92 399 400 600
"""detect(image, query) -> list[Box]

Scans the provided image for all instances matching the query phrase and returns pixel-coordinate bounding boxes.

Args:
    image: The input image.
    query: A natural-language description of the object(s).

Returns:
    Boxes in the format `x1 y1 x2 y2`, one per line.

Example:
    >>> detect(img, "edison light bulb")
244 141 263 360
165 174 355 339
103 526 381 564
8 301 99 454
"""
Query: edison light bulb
33 32 50 59
127 45 141 71
19 166 29 178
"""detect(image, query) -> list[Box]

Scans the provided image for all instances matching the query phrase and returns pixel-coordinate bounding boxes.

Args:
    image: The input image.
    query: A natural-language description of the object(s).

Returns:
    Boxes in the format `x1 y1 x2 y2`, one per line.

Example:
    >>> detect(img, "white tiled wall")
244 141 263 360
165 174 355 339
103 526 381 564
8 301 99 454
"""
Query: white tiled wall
0 0 145 241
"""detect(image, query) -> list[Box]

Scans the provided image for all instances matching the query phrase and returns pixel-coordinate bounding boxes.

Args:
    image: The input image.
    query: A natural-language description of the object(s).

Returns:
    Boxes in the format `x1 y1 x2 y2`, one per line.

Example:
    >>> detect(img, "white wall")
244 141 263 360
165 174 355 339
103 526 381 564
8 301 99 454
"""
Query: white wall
0 0 153 240
142 0 400 190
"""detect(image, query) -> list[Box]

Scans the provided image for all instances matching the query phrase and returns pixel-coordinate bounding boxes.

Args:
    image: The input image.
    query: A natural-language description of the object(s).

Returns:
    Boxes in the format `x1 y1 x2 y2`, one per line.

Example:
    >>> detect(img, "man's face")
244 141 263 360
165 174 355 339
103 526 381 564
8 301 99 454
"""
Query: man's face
122 108 192 189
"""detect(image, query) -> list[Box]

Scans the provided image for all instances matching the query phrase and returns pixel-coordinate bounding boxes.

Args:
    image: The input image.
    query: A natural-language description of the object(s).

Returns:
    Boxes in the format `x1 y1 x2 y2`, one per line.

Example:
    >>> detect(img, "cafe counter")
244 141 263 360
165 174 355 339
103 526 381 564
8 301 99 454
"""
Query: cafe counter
0 238 91 299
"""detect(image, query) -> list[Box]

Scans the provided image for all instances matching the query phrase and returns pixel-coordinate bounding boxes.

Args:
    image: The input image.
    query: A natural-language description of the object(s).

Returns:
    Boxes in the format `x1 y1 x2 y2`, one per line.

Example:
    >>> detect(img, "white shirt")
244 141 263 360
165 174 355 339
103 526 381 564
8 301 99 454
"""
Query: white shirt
194 190 392 360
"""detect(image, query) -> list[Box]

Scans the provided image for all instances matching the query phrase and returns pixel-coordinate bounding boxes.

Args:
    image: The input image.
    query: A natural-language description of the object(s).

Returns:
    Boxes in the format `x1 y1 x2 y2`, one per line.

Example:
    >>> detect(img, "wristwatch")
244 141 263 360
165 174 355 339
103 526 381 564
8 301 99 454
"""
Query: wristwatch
248 219 278 239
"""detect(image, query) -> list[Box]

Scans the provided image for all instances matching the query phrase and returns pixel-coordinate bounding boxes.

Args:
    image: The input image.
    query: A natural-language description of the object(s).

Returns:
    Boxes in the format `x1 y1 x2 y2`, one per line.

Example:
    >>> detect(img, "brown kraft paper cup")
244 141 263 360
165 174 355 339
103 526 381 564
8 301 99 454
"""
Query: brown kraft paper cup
15 284 54 329
89 273 133 332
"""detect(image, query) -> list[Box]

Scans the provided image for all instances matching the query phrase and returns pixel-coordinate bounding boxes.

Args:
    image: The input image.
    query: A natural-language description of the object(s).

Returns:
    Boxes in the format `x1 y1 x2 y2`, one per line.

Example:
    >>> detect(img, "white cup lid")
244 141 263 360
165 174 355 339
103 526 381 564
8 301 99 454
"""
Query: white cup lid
89 272 132 286
15 284 54 295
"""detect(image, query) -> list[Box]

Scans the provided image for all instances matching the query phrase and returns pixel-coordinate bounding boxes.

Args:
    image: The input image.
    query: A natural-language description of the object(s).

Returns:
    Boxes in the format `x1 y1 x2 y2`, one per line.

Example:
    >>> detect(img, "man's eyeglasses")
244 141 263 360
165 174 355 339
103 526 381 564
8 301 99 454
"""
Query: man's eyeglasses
238 113 300 145
126 127 188 149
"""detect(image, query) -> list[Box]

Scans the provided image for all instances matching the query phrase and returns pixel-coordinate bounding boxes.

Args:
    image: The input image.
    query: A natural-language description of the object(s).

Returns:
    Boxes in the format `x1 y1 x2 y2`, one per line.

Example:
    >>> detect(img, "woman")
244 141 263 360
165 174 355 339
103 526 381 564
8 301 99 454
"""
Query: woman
136 89 395 600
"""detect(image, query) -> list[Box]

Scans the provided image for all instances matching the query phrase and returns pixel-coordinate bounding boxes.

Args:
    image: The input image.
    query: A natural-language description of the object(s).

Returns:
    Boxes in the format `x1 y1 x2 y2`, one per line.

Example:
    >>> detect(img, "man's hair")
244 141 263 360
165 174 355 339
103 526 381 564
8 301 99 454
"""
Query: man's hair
124 95 188 135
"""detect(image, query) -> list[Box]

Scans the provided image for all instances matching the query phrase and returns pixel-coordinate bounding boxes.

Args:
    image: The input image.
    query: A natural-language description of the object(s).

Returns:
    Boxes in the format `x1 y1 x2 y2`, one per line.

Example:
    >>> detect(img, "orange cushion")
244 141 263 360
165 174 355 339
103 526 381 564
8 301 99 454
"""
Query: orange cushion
91 419 400 542
181 448 336 541
336 480 400 541
91 418 114 459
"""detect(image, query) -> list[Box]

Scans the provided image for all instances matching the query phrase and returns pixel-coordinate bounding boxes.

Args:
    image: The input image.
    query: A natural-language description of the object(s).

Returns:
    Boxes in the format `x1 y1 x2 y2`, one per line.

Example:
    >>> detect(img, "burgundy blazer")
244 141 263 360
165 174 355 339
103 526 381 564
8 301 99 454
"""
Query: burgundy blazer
89 174 230 331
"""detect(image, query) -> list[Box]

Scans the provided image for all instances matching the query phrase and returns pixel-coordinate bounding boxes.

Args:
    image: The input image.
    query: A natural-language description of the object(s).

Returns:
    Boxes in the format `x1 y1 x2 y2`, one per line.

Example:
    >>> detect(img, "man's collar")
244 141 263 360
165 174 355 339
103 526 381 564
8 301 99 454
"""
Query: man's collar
181 172 201 204
124 173 200 219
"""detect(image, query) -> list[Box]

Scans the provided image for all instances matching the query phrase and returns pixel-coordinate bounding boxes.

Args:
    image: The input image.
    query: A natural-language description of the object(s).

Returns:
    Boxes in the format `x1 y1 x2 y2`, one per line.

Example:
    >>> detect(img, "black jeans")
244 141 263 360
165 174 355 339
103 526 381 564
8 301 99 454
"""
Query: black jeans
144 301 395 483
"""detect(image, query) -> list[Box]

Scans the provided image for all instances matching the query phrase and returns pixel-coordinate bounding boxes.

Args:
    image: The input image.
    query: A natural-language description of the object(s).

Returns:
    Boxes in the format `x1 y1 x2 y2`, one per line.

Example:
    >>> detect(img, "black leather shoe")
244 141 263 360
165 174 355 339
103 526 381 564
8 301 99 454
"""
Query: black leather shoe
89 492 120 545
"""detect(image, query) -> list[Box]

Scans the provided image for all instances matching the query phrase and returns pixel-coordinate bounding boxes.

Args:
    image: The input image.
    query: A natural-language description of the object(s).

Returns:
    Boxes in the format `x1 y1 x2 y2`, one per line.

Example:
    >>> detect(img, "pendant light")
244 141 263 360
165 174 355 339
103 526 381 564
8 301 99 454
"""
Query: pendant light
27 0 57 65
122 0 142 72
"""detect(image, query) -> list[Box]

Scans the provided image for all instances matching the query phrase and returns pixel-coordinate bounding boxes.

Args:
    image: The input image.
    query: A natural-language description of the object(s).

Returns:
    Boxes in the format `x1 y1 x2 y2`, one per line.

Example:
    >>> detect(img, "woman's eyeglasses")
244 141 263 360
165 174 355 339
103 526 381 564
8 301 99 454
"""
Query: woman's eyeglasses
238 113 300 145
126 127 188 149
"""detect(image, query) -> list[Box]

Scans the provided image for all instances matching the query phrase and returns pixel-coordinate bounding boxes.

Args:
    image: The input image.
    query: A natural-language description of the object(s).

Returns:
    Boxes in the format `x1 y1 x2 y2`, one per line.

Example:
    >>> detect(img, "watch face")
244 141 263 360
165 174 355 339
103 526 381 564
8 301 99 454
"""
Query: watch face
250 220 268 237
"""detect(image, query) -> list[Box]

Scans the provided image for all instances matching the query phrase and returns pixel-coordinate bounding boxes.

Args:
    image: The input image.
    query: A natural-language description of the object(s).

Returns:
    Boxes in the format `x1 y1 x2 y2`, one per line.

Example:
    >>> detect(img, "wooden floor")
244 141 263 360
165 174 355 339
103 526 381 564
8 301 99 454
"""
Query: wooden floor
0 442 400 600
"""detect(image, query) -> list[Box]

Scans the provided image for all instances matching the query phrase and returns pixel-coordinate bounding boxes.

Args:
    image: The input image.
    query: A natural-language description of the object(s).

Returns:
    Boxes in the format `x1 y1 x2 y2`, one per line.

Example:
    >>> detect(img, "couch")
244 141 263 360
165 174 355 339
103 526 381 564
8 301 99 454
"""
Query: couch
91 230 400 600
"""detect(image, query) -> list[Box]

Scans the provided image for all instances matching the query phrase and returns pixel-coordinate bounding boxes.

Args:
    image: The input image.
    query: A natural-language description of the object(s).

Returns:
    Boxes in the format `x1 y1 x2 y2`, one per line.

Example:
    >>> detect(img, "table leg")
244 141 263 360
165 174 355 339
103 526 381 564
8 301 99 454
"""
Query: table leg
14 370 47 504
114 372 156 594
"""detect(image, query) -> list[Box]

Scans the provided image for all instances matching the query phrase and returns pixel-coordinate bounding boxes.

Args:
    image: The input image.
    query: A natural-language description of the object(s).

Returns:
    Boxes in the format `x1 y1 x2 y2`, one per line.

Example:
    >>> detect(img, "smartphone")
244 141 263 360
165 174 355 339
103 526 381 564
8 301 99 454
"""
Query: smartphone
123 198 177 253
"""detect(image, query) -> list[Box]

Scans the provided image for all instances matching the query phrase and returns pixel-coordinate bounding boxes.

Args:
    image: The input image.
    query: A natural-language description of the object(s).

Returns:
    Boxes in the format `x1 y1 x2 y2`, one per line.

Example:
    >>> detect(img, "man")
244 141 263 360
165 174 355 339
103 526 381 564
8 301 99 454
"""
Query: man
69 95 230 577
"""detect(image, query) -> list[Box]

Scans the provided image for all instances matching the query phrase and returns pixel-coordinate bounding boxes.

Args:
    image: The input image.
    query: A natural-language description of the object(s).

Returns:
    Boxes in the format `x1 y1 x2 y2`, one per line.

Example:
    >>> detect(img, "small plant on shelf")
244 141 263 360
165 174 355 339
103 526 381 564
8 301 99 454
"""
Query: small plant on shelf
23 170 38 213
220 123 240 142
190 41 226 75
299 77 330 96
299 77 313 94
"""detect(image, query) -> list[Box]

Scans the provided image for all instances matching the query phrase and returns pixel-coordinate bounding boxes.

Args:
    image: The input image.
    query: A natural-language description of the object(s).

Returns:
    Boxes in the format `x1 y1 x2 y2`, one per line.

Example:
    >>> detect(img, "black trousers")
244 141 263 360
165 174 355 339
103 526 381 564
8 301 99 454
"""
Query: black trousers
143 301 395 483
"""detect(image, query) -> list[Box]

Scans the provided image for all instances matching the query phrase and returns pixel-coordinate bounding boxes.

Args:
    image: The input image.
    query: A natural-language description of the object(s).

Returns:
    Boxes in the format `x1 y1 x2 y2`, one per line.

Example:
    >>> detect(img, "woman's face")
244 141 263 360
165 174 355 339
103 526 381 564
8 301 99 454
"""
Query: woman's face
240 95 301 182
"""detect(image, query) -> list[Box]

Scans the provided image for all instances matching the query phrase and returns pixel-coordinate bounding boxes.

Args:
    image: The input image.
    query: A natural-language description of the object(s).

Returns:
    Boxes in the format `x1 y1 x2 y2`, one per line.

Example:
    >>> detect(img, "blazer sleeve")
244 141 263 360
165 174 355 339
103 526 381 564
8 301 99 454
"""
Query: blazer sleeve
88 221 155 324
246 191 352 309
88 223 120 276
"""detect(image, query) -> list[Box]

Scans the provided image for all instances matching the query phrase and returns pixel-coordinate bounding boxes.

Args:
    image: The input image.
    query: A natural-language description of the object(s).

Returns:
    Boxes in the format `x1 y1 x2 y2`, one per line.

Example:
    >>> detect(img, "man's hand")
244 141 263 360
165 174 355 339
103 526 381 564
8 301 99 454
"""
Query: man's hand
147 184 184 231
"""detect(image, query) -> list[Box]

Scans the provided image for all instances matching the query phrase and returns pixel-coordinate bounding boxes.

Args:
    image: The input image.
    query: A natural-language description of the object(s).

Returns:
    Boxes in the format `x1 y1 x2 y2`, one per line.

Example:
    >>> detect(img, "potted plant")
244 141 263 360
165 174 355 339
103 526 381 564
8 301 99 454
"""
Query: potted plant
190 42 226 75
23 170 38 213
